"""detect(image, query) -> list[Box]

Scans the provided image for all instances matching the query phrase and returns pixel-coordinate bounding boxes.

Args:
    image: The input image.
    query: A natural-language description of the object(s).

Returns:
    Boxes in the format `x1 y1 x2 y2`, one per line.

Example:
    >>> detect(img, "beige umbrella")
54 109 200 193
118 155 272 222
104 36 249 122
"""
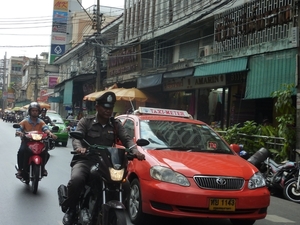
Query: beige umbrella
83 88 155 103
12 106 26 111
83 88 125 101
114 88 149 102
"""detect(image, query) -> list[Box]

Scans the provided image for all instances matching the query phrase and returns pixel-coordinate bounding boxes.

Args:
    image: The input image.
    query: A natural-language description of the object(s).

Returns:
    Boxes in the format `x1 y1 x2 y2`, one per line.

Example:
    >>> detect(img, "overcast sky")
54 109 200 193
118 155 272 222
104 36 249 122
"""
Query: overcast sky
0 0 124 59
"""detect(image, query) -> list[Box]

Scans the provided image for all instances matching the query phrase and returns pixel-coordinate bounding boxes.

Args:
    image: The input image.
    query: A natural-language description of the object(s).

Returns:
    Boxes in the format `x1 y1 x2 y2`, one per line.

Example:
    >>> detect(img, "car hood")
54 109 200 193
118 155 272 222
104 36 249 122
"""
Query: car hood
146 150 256 178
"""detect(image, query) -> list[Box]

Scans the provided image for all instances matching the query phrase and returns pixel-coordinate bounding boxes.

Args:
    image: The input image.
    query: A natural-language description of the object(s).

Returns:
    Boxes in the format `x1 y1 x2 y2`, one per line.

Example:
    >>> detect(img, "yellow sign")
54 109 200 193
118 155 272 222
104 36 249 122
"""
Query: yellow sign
54 0 68 11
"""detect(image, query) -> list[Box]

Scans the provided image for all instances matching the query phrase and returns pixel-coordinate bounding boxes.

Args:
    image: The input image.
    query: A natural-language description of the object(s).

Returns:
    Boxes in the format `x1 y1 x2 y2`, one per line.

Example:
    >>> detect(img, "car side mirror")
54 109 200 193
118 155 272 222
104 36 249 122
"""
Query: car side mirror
51 126 59 132
230 144 241 154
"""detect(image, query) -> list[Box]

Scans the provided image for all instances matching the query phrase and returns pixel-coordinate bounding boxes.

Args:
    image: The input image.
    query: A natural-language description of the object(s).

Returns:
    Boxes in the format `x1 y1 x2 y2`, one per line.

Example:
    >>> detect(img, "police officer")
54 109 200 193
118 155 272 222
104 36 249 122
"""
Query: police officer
61 91 145 225
40 108 55 126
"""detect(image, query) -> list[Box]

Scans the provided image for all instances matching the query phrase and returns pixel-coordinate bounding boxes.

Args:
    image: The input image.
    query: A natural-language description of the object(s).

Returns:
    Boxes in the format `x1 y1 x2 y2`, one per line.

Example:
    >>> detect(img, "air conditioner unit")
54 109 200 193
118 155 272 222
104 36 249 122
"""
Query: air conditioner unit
199 45 213 57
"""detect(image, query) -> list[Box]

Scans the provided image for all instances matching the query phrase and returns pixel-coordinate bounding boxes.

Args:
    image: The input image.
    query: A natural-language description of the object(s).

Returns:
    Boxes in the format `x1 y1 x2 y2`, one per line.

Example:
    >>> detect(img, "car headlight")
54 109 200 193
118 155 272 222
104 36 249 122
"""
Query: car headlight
150 166 190 186
61 128 68 133
248 171 266 189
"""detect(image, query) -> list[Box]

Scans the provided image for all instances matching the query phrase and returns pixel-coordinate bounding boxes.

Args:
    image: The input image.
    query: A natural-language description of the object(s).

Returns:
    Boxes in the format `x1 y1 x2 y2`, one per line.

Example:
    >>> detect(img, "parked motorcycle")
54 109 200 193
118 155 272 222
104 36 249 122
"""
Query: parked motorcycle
283 149 300 203
13 124 58 194
248 148 298 198
58 131 149 225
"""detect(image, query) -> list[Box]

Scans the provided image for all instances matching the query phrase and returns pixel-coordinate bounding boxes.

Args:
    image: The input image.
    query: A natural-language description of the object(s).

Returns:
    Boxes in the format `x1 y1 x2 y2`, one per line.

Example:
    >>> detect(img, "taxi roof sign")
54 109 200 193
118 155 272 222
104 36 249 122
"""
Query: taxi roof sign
137 107 190 117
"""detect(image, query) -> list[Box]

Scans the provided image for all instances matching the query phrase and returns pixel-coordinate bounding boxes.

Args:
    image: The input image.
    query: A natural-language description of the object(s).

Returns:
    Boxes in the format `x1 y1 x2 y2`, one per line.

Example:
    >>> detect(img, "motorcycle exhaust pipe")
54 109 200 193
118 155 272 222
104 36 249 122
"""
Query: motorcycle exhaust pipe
247 148 270 169
57 184 68 213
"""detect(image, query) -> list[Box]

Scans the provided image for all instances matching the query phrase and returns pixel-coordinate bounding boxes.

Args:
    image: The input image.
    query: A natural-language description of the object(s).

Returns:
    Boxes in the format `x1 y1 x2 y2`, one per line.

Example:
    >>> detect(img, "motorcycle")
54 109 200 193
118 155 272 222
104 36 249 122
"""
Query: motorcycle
13 124 59 194
58 131 149 225
248 148 298 198
283 149 300 203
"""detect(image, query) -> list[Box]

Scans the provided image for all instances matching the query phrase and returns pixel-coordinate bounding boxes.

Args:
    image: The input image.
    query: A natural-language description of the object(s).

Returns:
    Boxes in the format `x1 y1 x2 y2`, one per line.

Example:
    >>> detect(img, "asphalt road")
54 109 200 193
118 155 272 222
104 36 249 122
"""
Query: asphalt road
0 119 299 225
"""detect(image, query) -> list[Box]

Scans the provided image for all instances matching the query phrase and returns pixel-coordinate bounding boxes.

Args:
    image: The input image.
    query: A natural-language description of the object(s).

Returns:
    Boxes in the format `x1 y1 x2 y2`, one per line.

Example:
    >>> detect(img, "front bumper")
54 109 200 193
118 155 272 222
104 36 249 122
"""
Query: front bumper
140 178 270 220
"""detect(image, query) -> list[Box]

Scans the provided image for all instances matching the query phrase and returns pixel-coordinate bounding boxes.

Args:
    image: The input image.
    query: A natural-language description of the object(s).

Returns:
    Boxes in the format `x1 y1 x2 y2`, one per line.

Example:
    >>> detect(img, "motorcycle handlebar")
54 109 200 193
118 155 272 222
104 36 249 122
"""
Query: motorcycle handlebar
70 149 138 159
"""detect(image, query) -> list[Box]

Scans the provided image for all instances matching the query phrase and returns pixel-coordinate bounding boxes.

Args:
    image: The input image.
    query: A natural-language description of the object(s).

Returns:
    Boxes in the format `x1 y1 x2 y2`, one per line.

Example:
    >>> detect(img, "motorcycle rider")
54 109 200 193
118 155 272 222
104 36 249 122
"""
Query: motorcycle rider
61 91 145 225
40 107 55 126
15 102 57 179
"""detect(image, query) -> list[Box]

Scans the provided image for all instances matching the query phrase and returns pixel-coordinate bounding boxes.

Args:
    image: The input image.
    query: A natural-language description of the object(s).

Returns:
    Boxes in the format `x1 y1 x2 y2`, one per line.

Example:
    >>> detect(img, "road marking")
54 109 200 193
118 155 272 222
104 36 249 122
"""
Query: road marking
266 215 295 223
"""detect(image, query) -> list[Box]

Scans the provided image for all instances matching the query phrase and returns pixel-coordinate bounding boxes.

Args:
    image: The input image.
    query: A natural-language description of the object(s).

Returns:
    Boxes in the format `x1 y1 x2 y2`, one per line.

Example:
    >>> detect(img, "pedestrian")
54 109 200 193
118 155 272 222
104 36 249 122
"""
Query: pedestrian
67 113 74 120
60 92 145 225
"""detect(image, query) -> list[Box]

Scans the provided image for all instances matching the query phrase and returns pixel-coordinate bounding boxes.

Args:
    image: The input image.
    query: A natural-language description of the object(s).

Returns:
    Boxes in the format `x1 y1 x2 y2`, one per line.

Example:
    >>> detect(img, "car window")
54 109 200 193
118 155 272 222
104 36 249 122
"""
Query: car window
140 120 232 154
47 113 64 124
123 119 135 139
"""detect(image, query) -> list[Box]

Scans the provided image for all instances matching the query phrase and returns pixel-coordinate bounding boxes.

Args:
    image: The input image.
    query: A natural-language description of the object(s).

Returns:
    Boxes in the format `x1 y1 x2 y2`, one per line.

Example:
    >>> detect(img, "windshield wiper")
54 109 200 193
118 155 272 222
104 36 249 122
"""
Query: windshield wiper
153 146 200 151
201 149 233 154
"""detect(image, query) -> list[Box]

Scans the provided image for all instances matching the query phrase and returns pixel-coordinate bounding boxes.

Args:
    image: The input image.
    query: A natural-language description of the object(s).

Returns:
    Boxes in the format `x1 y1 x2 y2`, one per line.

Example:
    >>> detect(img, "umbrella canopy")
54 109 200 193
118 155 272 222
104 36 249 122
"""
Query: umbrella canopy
114 88 149 102
83 88 125 101
83 88 155 103
12 106 26 111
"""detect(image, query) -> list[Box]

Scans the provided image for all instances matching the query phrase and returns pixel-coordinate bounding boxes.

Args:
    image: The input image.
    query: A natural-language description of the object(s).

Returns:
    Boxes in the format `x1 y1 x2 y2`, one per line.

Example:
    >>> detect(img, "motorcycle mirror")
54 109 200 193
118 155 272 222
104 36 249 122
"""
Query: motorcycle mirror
13 124 20 129
136 138 150 147
70 131 84 140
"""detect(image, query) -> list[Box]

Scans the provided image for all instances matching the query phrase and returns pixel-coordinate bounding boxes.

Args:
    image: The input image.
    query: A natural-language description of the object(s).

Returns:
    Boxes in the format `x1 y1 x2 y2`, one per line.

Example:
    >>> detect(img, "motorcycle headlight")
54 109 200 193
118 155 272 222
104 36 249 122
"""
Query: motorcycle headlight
150 166 190 186
109 168 125 181
248 171 266 189
31 134 43 141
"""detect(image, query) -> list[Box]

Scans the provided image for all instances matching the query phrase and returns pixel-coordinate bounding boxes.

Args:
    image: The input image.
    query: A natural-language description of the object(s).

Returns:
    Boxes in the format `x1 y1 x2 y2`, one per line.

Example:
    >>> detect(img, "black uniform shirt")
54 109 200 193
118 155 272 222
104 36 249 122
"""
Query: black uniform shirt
40 115 53 125
71 114 136 166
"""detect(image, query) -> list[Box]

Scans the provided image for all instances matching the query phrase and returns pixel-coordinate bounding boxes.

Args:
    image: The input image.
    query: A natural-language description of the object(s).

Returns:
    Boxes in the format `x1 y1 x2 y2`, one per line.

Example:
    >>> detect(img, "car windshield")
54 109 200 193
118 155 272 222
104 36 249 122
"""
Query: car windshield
140 120 232 154
47 113 64 124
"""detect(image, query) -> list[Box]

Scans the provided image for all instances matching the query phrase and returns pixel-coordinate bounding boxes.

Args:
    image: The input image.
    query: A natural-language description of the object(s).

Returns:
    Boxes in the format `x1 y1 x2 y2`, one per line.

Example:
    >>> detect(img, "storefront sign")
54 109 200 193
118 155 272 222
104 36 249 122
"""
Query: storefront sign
226 73 247 85
163 75 226 91
107 45 141 77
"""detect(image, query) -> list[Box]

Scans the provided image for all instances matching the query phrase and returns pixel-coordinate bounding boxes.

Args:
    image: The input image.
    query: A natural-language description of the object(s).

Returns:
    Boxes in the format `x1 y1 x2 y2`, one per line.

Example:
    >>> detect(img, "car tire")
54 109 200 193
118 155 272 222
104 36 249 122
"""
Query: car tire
128 179 144 225
62 142 67 147
230 219 256 225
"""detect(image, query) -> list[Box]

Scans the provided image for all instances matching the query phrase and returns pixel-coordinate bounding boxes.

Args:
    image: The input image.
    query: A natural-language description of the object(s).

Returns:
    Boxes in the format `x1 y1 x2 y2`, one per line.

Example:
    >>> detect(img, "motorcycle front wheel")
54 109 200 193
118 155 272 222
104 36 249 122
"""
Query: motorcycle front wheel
283 178 300 203
108 210 127 225
95 209 126 225
31 164 40 194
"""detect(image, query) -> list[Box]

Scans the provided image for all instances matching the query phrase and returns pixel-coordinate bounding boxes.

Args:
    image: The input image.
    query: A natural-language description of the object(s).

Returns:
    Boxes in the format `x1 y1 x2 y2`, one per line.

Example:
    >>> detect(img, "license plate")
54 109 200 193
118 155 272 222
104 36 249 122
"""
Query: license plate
209 198 236 211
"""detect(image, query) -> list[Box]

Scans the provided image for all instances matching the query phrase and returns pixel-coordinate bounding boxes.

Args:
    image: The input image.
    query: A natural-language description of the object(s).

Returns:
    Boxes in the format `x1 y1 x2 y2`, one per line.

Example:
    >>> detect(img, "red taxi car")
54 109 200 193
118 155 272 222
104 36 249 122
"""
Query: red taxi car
116 107 270 225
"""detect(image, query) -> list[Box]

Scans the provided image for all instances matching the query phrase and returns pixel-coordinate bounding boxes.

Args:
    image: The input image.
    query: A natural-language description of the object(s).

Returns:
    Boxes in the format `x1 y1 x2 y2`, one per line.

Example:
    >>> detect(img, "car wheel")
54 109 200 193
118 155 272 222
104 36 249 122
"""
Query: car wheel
62 142 67 147
128 179 144 225
230 219 256 225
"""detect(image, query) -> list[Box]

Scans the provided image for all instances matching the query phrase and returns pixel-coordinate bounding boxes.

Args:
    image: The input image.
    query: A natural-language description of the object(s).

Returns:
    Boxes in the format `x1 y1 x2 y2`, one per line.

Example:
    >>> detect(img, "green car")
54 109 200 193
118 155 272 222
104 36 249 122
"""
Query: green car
47 112 69 147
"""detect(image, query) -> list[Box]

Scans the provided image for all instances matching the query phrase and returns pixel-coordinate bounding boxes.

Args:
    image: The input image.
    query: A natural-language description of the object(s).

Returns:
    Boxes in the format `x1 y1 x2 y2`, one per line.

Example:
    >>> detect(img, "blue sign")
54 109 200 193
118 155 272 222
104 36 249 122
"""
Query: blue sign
53 11 68 24
51 44 66 55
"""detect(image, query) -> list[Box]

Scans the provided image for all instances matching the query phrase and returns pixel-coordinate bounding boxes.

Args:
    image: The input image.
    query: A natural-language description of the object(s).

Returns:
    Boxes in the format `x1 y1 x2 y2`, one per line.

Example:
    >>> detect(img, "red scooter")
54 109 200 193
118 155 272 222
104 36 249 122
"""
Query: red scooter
13 124 58 194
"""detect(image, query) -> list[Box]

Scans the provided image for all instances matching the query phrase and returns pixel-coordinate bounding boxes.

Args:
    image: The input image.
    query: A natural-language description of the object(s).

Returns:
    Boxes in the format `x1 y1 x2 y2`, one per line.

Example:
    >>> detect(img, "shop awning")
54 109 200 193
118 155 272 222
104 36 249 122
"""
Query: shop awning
194 57 248 76
137 74 162 88
63 80 73 106
244 50 297 99
163 68 194 78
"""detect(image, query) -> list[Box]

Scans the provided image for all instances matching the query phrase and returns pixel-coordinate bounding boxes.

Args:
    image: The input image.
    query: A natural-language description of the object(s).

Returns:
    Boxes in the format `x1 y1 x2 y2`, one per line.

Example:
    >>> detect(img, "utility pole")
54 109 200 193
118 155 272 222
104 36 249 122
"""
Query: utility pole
95 0 103 91
2 52 7 110
34 55 39 101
